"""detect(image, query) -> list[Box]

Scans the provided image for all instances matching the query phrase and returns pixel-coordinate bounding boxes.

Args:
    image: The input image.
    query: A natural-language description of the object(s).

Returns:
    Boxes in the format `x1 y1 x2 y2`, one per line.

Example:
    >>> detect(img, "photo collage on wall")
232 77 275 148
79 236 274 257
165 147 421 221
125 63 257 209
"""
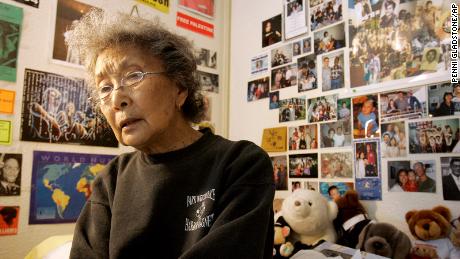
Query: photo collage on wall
256 0 456 202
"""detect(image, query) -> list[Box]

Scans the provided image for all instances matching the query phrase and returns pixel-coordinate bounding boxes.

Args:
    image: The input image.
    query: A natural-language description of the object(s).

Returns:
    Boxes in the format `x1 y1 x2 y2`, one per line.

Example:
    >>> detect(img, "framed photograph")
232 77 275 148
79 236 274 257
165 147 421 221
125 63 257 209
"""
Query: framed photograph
441 157 460 200
353 139 380 178
381 121 407 158
379 86 427 123
52 0 96 67
196 70 219 93
271 155 288 191
195 47 217 69
307 94 338 123
283 0 309 40
269 91 280 110
29 151 115 224
352 94 379 139
0 206 19 235
297 54 318 92
302 37 312 54
178 0 214 19
288 124 318 150
319 181 354 201
337 98 351 121
271 44 293 68
250 53 269 75
320 152 353 179
0 153 22 196
20 69 118 147
388 160 436 193
355 178 381 200
428 82 460 117
320 120 352 148
262 14 282 48
247 77 270 102
313 22 345 54
408 118 460 154
321 50 345 91
310 0 343 32
279 97 306 122
271 63 298 91
288 153 318 178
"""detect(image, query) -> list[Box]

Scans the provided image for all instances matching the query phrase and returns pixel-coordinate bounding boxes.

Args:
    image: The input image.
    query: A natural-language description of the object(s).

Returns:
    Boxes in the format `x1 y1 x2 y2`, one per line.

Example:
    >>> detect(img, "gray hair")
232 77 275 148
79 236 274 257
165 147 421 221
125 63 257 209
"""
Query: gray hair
65 9 204 123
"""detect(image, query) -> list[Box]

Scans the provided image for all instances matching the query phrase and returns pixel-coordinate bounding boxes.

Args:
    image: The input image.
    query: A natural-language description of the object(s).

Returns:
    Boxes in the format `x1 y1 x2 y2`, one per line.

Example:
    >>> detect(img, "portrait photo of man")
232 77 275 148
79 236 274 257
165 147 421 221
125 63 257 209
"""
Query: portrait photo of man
0 154 21 196
420 48 439 71
442 157 460 200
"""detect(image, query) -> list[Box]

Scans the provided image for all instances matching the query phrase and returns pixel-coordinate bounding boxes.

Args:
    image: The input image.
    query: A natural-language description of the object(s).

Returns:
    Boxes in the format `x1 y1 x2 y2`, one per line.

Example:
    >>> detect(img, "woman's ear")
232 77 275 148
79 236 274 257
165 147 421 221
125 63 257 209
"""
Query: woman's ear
176 87 188 110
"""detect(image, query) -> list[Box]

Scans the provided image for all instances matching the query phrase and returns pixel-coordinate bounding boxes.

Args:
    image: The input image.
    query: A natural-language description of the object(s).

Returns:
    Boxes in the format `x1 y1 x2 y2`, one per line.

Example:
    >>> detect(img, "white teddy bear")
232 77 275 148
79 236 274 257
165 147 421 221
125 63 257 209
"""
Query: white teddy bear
280 189 338 246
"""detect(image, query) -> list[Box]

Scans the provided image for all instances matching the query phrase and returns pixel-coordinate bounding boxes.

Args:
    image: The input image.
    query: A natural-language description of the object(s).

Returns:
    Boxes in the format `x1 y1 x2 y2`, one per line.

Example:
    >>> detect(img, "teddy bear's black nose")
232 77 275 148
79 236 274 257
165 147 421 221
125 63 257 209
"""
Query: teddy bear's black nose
373 242 383 250
423 223 430 230
294 201 301 206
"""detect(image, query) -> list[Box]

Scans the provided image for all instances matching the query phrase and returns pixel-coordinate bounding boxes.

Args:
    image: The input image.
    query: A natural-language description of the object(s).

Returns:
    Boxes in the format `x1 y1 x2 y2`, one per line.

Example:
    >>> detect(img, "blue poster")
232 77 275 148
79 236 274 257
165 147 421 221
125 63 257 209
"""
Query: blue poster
29 151 115 224
355 178 382 200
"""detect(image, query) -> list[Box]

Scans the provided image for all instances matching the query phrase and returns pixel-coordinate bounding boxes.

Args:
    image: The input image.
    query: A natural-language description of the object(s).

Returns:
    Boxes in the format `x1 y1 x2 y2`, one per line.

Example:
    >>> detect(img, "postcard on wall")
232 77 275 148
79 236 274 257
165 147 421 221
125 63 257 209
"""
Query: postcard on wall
279 96 306 122
0 206 19 235
352 94 379 139
0 153 22 196
0 120 12 146
388 160 436 193
348 0 450 88
353 139 381 179
319 181 354 201
177 12 214 38
29 151 116 224
178 0 214 19
52 0 96 67
440 157 460 201
13 0 39 8
195 47 217 69
307 94 338 123
320 120 351 148
288 153 318 178
408 118 460 154
20 68 118 147
0 2 23 82
283 0 308 40
138 0 169 13
261 126 287 152
0 89 15 114
271 155 288 191
428 82 460 117
262 14 282 48
381 121 407 158
251 53 269 75
196 70 219 93
379 86 427 123
310 0 343 32
247 77 269 102
320 152 353 179
355 178 381 200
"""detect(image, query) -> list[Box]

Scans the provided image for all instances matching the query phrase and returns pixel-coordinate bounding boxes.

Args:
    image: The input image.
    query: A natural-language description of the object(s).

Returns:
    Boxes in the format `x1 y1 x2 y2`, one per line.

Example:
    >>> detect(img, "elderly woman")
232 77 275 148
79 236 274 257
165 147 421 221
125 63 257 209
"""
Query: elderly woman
66 10 274 258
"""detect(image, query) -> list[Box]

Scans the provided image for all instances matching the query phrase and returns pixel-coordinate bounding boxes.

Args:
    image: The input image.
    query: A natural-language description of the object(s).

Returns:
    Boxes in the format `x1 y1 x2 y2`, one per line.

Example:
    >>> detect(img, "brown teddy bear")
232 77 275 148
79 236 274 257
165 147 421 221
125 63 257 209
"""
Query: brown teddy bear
406 206 460 259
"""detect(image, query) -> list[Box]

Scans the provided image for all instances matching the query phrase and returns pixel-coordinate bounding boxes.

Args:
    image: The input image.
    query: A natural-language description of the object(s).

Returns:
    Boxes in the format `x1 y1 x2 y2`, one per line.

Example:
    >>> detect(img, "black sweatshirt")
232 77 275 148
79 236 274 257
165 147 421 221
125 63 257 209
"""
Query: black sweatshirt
70 129 275 259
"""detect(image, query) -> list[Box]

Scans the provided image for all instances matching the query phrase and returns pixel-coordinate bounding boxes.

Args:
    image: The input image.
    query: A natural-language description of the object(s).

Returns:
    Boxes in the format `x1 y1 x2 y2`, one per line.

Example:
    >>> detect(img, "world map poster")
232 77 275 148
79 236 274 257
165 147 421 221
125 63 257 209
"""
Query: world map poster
29 151 115 224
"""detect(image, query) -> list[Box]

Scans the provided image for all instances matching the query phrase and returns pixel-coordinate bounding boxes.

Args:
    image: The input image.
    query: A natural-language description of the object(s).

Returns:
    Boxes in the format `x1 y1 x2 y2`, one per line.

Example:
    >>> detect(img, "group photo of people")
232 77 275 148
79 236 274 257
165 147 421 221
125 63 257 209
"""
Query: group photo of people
289 154 318 178
322 51 345 91
307 94 338 123
271 156 288 191
428 83 460 117
297 54 318 92
408 118 460 154
354 140 379 178
279 97 306 122
194 47 217 69
313 23 346 54
320 120 351 148
441 157 460 201
349 0 449 88
379 87 426 123
352 94 380 139
388 160 436 193
381 121 407 158
310 0 343 31
271 45 293 68
320 152 353 179
197 70 219 93
288 124 318 150
291 180 319 192
247 76 270 102
270 63 298 90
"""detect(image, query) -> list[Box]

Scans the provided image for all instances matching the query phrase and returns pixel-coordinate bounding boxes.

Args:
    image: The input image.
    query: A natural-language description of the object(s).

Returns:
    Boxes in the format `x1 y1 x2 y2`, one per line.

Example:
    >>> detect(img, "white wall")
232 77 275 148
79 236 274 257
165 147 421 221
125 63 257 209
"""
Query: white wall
0 0 229 258
230 0 459 241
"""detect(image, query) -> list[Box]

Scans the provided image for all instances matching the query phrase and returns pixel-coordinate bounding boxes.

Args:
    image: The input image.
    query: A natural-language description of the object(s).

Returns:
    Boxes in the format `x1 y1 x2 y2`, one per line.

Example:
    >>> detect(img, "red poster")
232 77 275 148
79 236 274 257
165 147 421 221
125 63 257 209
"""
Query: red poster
176 12 214 38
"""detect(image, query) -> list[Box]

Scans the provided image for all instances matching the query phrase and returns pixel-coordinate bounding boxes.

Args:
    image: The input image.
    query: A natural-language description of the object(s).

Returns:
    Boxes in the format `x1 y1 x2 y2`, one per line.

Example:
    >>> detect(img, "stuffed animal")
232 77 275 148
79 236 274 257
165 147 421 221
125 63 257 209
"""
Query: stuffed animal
406 206 460 259
450 215 460 248
273 216 294 258
357 222 412 259
280 189 338 246
333 190 372 248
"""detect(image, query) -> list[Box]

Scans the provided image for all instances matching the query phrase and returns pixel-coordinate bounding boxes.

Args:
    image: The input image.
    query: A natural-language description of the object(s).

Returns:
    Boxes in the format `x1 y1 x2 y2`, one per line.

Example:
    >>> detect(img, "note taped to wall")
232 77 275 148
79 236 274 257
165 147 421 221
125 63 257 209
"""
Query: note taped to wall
0 89 15 114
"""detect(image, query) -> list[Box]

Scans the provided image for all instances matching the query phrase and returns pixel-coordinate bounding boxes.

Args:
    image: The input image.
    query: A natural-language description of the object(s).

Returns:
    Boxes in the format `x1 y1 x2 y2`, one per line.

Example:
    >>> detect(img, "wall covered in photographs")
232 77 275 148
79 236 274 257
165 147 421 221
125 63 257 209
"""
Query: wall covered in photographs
230 0 458 238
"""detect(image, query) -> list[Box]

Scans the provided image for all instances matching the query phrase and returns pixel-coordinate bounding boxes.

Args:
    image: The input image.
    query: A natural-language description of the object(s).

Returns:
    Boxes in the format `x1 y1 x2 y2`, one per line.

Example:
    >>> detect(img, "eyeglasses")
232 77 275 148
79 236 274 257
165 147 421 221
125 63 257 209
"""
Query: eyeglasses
96 71 165 102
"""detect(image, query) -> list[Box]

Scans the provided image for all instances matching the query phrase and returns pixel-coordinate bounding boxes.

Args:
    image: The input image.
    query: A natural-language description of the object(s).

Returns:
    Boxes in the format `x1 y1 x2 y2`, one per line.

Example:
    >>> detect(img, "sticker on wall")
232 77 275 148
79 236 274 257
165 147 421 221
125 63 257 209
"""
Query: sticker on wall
0 120 12 146
0 2 23 82
176 12 214 38
0 89 15 114
20 68 118 147
261 126 287 152
0 206 19 235
178 0 214 19
283 0 309 40
13 0 39 8
29 151 116 224
138 0 169 13
0 153 22 196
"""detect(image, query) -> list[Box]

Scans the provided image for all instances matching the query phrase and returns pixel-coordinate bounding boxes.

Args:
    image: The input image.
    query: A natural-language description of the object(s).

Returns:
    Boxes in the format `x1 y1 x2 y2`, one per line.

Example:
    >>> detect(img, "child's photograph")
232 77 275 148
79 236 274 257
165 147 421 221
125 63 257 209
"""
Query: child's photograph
388 160 436 193
247 77 269 102
380 121 407 158
337 98 351 121
271 63 298 91
288 124 318 150
379 86 427 123
319 120 351 148
279 97 306 122
408 118 460 154
354 139 380 178
271 44 293 68
352 94 379 139
321 50 345 92
320 152 353 179
307 94 338 123
262 14 282 48
302 37 312 54
271 155 288 191
269 91 280 110
293 41 302 57
297 54 317 92
288 153 318 178
319 182 354 201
